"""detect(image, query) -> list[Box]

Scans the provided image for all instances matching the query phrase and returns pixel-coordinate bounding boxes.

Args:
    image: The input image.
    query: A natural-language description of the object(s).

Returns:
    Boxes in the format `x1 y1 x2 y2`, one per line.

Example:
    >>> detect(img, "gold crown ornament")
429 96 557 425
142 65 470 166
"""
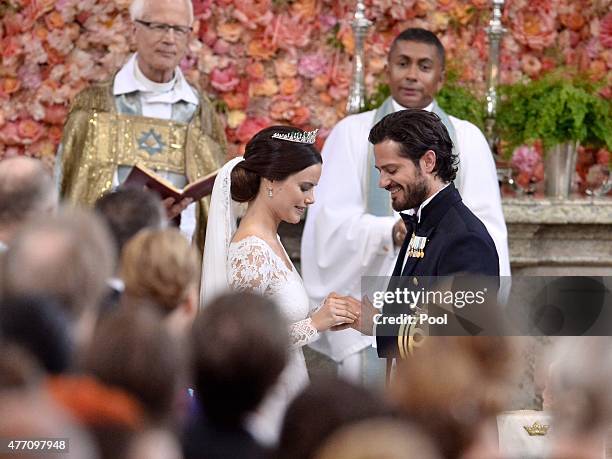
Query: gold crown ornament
523 421 550 436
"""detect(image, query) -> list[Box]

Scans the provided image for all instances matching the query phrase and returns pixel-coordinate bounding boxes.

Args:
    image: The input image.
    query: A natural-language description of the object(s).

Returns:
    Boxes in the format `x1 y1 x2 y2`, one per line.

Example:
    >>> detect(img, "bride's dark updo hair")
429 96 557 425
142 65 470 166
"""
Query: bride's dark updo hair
231 125 322 203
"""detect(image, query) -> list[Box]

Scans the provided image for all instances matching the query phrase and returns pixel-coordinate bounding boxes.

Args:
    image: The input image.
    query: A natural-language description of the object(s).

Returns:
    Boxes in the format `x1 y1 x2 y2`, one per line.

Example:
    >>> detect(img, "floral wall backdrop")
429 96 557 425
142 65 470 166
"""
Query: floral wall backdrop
0 0 610 165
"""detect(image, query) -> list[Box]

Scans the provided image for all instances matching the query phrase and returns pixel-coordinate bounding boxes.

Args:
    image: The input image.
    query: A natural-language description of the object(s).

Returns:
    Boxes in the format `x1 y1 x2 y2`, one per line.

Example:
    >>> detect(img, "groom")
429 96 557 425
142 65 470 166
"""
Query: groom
352 109 500 357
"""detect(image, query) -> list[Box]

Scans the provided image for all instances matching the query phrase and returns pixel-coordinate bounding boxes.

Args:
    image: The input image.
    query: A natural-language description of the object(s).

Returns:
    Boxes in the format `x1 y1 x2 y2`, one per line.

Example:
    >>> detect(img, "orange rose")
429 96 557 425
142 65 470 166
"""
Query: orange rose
217 22 243 43
274 58 298 79
1 78 21 95
45 11 65 29
280 78 302 96
312 74 330 91
247 38 277 61
319 92 333 105
18 119 44 143
48 126 63 143
291 106 310 126
338 27 355 55
589 60 607 81
34 26 48 41
222 92 249 110
245 62 265 80
560 13 585 32
291 0 317 20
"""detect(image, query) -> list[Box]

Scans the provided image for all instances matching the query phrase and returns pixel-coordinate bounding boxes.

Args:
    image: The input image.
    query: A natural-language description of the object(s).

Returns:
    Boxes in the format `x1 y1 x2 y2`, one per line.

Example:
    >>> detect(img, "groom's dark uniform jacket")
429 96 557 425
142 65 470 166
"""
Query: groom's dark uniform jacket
376 183 500 357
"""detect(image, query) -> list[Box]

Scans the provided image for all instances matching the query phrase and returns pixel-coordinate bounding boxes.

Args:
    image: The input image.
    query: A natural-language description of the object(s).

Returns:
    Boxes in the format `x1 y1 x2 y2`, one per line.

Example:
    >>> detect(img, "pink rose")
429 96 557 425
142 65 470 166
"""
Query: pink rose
18 65 42 90
210 66 240 92
601 12 612 48
511 145 543 175
18 119 44 144
298 53 329 79
0 122 20 145
271 14 311 50
521 54 542 77
43 104 69 125
235 117 270 144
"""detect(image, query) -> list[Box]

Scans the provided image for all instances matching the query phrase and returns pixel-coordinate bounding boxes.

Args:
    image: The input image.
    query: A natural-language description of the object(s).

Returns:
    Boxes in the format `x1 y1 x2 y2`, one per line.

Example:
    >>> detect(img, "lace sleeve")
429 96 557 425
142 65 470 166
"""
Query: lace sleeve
228 241 275 295
289 318 318 349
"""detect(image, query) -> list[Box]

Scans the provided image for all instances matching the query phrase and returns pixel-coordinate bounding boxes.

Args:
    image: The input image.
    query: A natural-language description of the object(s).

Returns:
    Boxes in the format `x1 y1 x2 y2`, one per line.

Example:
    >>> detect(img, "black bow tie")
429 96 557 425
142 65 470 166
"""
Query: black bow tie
400 213 418 232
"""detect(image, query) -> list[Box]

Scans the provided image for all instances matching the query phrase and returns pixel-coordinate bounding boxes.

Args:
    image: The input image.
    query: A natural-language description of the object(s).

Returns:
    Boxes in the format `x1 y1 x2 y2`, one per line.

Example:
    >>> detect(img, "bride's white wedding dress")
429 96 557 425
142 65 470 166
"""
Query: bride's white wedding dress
227 235 319 445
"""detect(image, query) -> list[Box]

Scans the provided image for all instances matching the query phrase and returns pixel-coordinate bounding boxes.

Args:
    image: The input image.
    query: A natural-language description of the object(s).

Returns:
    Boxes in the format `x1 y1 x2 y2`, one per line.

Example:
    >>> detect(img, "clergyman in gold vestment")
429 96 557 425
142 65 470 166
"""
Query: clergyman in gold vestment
57 0 226 248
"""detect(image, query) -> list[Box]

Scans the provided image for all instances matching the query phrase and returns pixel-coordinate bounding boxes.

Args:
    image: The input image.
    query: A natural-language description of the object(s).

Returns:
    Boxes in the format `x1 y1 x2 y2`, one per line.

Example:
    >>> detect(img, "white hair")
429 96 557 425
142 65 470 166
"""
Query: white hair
129 0 194 25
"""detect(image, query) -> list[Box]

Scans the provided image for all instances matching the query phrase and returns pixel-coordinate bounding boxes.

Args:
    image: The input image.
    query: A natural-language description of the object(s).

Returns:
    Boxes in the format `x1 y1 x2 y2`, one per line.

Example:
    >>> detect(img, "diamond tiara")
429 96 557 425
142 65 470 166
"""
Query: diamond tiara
271 129 319 144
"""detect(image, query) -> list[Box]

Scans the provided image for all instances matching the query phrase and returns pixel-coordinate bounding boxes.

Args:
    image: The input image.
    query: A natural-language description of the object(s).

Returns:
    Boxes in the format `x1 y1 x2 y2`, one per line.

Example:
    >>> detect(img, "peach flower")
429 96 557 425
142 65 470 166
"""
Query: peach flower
312 74 330 91
222 92 249 111
18 119 44 144
247 38 278 60
269 99 294 121
280 78 302 96
227 110 247 129
45 11 65 29
233 0 273 28
521 54 542 77
272 14 311 50
291 106 310 126
217 22 243 43
560 12 585 32
250 78 279 97
292 0 318 20
1 78 21 95
48 126 63 144
274 58 298 79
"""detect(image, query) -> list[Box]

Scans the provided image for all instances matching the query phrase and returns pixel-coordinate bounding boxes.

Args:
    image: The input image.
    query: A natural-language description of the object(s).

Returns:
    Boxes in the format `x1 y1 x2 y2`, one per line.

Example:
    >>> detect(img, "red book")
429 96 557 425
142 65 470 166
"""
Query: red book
123 164 218 201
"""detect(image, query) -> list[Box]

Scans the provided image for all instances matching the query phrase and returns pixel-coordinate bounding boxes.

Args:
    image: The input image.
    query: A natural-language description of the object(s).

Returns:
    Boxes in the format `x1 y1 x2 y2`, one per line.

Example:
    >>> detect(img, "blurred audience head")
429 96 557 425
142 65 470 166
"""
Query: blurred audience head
2 208 115 348
191 292 289 427
0 296 72 374
545 337 612 459
0 156 57 247
313 418 441 459
94 187 166 257
277 376 393 459
389 337 513 459
82 305 186 426
120 228 199 335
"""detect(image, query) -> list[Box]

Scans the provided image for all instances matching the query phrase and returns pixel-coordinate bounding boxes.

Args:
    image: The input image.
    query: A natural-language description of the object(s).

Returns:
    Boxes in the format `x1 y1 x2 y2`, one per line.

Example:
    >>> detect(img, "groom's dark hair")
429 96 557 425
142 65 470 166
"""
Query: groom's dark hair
231 125 322 202
369 109 458 183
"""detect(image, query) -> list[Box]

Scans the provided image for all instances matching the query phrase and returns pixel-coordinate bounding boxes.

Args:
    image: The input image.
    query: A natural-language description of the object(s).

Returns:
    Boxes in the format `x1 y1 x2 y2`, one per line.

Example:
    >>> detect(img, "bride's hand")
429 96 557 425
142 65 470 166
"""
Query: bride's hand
311 292 360 332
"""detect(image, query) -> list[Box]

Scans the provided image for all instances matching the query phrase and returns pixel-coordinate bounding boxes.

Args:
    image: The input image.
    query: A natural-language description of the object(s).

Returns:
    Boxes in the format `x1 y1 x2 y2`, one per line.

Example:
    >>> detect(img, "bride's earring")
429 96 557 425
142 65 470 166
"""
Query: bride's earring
268 187 273 198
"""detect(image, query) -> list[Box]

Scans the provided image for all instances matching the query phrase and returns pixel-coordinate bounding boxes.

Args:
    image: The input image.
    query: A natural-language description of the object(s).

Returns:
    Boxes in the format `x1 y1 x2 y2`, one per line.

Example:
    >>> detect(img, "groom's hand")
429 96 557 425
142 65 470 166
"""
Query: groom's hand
331 295 378 335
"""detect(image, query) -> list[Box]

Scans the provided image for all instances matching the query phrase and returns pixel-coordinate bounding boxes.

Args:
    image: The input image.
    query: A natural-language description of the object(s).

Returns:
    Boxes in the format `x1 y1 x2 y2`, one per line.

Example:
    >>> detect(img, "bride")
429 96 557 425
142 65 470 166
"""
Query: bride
200 125 360 445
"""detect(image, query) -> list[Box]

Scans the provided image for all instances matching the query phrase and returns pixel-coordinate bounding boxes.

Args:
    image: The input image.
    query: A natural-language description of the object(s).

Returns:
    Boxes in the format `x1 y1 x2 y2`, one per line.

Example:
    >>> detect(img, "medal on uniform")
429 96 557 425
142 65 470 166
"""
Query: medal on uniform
407 233 428 258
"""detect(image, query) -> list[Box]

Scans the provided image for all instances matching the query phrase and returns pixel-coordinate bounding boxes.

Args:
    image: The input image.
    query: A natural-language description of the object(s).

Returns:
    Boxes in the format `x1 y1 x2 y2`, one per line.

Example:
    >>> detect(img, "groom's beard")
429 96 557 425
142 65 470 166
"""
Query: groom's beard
389 175 429 212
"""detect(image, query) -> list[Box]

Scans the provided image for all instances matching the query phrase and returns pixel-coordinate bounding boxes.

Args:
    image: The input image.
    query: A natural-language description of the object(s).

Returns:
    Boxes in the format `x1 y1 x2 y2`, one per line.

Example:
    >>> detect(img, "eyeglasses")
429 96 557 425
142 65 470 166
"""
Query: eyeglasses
135 20 192 39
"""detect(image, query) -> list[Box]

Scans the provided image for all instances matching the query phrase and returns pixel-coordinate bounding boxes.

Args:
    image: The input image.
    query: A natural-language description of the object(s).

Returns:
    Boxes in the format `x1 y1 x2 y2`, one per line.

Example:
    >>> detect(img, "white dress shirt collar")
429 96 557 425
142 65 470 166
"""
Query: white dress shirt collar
113 53 199 105
391 98 434 113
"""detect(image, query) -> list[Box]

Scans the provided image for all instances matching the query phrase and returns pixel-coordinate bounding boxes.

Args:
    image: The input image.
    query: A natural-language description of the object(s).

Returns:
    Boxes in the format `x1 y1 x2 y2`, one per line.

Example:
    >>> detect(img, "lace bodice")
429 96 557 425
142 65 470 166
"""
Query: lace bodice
228 236 318 348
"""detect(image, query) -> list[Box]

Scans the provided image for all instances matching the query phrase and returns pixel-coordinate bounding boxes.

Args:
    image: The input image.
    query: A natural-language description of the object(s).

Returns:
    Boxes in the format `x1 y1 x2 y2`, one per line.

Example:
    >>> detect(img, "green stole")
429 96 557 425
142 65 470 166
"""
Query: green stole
365 97 460 217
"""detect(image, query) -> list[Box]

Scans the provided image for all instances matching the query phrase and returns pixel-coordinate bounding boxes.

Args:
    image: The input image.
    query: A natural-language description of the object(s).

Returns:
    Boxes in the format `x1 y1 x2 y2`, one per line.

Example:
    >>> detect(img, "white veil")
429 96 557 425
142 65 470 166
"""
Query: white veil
200 156 245 307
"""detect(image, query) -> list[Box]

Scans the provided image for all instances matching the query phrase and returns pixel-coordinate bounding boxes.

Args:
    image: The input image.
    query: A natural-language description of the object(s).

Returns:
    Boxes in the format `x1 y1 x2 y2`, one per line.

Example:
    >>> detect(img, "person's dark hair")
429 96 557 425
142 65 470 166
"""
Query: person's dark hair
0 296 72 374
390 28 445 68
368 109 458 182
276 376 393 459
94 188 165 255
231 125 322 202
191 292 289 426
83 305 186 424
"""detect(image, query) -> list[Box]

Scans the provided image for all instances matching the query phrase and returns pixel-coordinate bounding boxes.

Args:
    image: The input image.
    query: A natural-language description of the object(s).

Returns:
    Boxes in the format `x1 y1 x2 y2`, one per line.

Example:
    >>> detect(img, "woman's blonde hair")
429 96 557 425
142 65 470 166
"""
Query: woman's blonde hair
120 228 200 313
